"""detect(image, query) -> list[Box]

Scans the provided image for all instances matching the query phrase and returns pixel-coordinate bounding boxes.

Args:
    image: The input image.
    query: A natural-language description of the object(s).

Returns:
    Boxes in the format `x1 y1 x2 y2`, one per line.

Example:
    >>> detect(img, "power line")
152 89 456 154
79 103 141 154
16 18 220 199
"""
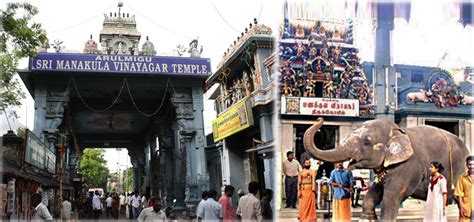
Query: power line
258 0 263 22
209 0 241 33
128 6 193 40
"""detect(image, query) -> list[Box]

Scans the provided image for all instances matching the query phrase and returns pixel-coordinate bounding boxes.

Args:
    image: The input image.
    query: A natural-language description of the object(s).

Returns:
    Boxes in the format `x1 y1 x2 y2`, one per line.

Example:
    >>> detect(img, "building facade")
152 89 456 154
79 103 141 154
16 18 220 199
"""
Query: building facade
361 63 474 153
276 2 473 211
18 4 211 213
206 20 276 199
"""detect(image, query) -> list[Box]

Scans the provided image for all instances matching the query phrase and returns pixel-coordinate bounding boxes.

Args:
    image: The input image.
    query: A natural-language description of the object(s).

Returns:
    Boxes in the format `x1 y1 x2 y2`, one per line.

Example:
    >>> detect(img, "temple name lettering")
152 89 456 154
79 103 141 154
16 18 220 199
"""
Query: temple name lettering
34 59 209 74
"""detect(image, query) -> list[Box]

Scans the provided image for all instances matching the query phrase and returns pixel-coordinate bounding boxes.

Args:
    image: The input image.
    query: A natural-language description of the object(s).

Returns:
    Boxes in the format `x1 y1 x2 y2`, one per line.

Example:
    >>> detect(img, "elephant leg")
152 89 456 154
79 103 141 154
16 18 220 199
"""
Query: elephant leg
379 184 408 221
360 182 383 221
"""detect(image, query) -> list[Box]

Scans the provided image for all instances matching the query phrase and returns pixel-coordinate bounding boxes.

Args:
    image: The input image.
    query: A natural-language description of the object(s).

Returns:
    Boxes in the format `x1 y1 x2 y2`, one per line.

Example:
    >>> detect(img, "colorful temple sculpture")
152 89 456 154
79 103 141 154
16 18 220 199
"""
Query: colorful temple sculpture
402 68 473 108
279 19 374 118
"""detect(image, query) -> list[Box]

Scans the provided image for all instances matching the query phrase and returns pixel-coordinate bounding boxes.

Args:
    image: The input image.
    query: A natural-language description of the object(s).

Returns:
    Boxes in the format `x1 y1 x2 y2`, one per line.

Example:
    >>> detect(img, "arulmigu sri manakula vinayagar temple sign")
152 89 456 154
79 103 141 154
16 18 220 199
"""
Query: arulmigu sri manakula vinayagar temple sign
30 53 212 77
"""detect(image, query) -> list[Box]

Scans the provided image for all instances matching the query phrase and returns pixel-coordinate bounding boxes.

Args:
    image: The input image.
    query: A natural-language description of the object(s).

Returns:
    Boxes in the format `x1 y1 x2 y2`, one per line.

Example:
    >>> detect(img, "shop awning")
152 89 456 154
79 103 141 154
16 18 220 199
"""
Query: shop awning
245 140 274 154
0 162 24 177
26 172 59 187
2 162 59 187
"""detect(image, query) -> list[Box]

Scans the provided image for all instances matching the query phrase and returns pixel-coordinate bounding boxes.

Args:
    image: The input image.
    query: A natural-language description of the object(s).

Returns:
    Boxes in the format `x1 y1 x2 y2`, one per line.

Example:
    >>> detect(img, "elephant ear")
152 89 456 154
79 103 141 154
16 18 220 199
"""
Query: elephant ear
383 127 414 168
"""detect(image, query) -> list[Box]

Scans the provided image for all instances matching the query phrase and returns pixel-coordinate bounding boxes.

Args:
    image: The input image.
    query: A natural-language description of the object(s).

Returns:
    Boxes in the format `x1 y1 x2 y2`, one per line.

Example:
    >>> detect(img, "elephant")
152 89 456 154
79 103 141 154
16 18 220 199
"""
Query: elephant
303 117 469 221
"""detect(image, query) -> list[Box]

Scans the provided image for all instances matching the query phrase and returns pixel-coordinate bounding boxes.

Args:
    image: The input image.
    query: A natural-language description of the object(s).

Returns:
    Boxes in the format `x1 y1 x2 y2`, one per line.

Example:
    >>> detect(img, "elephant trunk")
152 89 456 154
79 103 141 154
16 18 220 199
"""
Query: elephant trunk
303 117 353 163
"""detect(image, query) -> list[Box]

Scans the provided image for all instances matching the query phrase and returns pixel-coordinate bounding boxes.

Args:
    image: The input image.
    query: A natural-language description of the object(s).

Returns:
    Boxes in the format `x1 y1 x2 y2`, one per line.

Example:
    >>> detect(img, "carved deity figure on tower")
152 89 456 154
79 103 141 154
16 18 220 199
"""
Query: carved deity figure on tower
188 38 203 58
39 38 49 53
243 71 254 97
83 35 98 54
142 36 157 56
115 42 126 54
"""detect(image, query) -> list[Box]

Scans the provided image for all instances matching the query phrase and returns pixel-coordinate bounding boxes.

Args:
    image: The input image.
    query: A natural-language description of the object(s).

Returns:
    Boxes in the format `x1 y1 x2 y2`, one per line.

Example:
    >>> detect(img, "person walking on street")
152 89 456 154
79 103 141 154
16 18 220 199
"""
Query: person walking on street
196 191 209 220
31 193 53 221
61 197 72 221
329 162 355 222
141 193 148 210
219 185 235 221
119 193 126 215
236 181 263 222
125 193 131 219
197 189 221 221
106 194 113 218
86 192 94 219
298 160 317 222
137 201 167 222
260 189 274 221
92 190 102 220
92 191 102 221
112 193 120 219
424 162 448 222
283 151 302 208
455 155 474 221
131 192 141 219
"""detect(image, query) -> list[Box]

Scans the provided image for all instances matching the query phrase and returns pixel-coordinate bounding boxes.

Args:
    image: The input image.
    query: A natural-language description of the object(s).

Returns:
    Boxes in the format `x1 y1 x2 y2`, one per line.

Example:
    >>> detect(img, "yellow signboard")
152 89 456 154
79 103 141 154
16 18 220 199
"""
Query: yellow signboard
212 99 253 142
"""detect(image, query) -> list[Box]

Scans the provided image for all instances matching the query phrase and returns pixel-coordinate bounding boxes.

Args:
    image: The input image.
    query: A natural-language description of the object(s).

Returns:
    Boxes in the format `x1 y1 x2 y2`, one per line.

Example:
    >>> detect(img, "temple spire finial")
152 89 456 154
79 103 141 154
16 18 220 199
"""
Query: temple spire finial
118 1 123 17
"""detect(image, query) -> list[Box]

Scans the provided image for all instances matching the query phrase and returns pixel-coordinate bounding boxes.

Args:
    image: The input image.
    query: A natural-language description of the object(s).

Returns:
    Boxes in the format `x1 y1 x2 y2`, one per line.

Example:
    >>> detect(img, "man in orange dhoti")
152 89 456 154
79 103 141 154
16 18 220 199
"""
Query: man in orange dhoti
298 160 317 222
330 162 355 222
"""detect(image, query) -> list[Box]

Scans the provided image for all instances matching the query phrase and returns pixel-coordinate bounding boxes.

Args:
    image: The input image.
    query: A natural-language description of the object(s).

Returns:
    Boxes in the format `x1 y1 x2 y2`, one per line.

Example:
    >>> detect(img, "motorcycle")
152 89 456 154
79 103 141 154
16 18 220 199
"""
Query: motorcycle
164 199 177 219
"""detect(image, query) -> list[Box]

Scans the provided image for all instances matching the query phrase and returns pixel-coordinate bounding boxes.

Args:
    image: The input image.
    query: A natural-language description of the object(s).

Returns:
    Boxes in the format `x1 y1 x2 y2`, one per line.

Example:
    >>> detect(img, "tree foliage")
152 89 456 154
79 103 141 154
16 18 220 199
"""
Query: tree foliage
1 3 47 117
80 148 109 189
16 127 26 138
123 166 134 193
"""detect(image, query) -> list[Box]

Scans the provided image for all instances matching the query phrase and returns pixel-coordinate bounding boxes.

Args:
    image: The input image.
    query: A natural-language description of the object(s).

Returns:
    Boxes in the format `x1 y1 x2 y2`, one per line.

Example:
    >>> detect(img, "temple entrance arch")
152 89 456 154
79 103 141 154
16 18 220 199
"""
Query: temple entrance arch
20 63 210 211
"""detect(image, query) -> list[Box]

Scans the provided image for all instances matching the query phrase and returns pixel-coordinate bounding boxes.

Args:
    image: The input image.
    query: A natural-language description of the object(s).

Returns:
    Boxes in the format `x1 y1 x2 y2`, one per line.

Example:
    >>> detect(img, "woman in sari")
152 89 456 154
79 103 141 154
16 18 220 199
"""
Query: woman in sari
424 161 448 222
298 160 317 222
111 193 120 219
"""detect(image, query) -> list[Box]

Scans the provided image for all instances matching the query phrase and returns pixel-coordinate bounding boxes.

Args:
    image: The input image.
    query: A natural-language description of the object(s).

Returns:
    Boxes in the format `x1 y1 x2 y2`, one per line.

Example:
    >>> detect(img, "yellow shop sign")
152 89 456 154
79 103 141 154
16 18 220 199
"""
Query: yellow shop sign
212 99 253 142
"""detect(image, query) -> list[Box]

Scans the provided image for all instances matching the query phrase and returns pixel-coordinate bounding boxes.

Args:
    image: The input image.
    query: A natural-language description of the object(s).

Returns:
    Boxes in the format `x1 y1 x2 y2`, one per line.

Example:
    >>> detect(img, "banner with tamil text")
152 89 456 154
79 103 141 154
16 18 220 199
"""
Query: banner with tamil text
281 96 359 117
212 99 254 142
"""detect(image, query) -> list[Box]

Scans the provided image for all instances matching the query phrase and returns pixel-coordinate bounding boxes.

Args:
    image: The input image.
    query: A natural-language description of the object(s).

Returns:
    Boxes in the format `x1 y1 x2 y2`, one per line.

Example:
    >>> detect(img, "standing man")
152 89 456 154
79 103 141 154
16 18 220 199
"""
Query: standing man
329 162 355 222
86 192 94 219
105 194 113 218
197 189 221 221
260 189 274 221
219 185 235 221
282 151 302 208
196 191 209 219
236 181 263 222
298 160 317 222
141 193 148 210
31 193 53 221
92 190 102 221
131 192 141 219
61 197 72 221
119 193 125 215
137 201 167 222
455 155 474 221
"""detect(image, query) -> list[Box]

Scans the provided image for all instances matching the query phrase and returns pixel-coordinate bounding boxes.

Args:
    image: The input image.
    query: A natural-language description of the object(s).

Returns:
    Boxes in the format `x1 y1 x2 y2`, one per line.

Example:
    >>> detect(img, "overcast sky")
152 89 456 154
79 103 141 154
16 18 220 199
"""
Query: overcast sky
1 0 472 170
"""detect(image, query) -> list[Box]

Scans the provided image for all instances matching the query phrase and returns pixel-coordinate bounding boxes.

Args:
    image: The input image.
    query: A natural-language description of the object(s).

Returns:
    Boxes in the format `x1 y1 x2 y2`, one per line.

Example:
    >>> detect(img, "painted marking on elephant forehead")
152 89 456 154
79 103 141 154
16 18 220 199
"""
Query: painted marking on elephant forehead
373 143 384 151
349 125 368 139
342 126 368 146
389 142 402 154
